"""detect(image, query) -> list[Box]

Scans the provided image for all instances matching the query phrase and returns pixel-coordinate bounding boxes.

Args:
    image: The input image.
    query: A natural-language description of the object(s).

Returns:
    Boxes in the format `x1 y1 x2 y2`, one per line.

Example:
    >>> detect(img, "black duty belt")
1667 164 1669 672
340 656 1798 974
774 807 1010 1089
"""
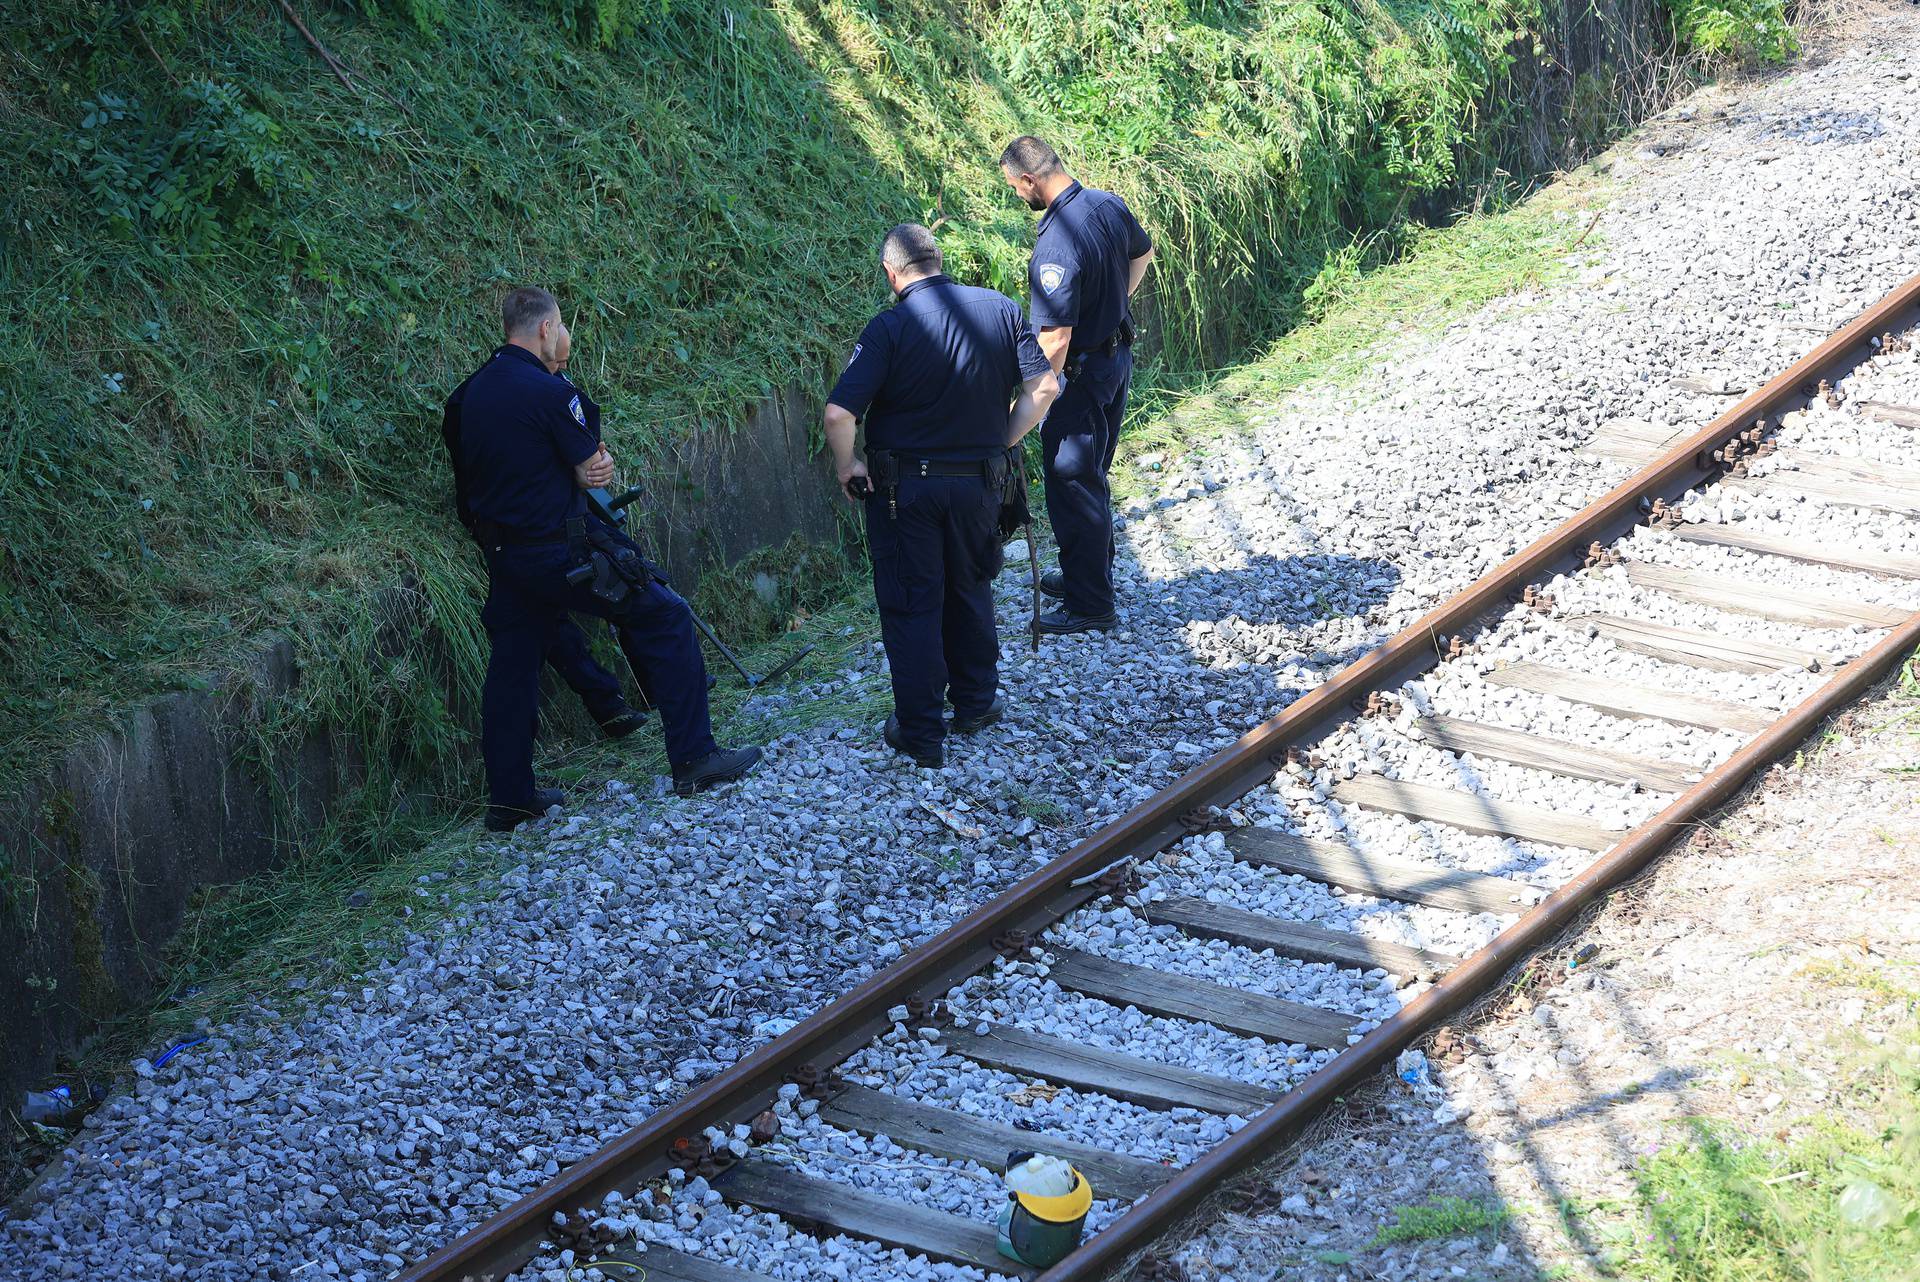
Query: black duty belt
892 456 998 478
475 518 567 547
1071 317 1136 361
866 449 1009 519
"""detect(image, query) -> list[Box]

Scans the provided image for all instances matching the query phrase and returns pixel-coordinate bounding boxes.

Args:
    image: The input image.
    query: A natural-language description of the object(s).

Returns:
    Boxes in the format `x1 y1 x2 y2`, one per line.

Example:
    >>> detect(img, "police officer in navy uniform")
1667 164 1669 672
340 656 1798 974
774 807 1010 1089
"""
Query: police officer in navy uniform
825 225 1059 768
450 287 761 829
445 370 648 743
1000 136 1155 633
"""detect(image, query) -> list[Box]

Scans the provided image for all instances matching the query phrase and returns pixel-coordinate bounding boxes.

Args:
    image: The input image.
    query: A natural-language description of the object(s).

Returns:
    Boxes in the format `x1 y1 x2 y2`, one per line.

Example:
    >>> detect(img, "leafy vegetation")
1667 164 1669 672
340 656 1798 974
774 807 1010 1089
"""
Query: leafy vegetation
1667 0 1798 65
0 0 1636 819
1371 1194 1514 1245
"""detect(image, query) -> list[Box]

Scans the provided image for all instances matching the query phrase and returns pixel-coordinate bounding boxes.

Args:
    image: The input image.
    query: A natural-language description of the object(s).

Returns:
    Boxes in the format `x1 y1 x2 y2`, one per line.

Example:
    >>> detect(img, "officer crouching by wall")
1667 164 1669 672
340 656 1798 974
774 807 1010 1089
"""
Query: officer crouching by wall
451 287 762 829
825 225 1059 769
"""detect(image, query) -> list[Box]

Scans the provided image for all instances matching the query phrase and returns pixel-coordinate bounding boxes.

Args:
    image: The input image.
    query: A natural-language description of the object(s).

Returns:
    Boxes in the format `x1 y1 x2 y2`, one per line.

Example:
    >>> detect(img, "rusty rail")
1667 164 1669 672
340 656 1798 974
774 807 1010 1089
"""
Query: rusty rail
402 272 1920 1282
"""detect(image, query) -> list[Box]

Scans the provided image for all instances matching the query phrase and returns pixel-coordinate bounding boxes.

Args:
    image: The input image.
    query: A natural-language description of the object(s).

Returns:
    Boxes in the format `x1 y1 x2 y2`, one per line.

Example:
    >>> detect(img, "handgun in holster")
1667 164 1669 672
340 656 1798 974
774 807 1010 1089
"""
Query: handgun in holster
866 449 901 519
563 486 660 606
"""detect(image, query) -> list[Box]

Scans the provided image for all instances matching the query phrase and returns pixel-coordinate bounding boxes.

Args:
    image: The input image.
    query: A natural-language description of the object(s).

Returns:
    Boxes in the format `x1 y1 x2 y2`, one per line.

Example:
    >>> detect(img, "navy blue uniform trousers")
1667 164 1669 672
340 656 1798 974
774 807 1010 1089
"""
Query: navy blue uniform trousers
865 475 1003 752
543 617 629 721
1041 347 1132 617
480 531 715 807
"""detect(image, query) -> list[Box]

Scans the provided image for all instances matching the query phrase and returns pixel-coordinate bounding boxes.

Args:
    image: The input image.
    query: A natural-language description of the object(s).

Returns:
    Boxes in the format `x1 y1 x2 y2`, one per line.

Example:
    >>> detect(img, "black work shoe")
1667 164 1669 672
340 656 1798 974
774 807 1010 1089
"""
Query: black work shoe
1039 568 1066 598
486 786 563 833
596 704 648 740
951 695 1008 735
672 745 763 797
1035 607 1118 635
883 715 944 768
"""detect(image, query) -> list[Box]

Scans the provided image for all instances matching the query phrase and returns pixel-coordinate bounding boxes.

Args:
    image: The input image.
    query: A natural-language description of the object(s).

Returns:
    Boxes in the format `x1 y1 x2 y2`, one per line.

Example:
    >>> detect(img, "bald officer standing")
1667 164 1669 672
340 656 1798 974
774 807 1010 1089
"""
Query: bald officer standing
1000 135 1154 634
826 225 1058 769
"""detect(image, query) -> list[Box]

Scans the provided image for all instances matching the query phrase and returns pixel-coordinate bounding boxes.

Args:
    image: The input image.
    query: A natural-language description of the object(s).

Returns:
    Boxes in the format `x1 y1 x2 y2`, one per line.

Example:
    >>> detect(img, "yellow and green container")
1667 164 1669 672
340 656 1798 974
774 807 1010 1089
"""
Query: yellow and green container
995 1151 1092 1269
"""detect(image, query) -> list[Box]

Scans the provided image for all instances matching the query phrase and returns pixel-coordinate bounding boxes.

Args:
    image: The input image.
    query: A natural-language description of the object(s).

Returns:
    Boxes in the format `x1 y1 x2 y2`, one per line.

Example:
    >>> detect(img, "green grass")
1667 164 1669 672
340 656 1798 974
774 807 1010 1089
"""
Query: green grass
1617 1065 1920 1282
1371 1194 1514 1245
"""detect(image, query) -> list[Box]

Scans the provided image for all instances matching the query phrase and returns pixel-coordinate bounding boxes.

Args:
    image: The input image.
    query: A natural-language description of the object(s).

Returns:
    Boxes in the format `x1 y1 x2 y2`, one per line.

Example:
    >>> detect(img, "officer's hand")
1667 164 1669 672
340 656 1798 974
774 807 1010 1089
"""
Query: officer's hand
838 458 870 504
575 447 615 489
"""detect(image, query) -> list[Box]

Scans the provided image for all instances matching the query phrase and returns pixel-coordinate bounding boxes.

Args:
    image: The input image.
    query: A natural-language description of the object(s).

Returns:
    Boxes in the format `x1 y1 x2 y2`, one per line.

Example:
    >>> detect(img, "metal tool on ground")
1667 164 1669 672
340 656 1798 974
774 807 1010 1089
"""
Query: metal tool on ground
584 484 816 690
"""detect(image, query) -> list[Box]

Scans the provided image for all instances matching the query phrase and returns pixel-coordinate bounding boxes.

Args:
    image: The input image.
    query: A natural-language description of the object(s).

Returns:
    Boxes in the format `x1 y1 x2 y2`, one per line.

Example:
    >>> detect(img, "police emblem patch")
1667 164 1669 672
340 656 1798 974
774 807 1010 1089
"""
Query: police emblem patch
568 395 585 426
846 342 862 369
1037 263 1067 294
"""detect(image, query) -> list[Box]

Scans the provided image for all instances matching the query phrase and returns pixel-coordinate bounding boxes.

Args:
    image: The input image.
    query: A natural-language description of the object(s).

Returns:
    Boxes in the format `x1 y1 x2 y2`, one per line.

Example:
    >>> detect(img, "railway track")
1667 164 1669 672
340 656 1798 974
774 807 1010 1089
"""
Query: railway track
403 273 1920 1282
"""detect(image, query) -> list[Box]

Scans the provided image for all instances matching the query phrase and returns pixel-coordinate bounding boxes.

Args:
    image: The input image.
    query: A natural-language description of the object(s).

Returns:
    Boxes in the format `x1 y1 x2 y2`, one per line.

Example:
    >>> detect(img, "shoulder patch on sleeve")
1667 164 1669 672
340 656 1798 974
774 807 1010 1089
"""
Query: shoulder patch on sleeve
568 394 586 426
846 341 862 370
1037 262 1068 295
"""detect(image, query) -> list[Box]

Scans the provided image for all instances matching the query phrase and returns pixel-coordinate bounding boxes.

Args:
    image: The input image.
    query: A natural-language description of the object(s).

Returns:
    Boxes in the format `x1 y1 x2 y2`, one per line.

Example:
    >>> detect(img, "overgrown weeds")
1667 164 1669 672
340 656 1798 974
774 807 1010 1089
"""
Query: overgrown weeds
0 0 1705 825
1371 1194 1514 1245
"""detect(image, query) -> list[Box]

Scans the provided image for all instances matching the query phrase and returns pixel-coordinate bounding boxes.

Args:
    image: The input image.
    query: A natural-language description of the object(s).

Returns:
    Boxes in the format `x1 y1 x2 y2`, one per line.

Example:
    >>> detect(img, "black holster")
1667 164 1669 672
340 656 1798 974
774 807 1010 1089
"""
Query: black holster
866 449 901 519
996 447 1029 540
564 517 657 607
1065 317 1135 383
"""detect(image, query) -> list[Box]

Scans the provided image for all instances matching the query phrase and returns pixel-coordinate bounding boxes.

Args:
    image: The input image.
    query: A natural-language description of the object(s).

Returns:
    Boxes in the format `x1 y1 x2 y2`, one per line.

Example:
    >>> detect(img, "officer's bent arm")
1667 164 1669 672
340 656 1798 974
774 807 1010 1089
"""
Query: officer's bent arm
1127 247 1156 298
823 401 868 502
1007 371 1061 447
1036 325 1073 376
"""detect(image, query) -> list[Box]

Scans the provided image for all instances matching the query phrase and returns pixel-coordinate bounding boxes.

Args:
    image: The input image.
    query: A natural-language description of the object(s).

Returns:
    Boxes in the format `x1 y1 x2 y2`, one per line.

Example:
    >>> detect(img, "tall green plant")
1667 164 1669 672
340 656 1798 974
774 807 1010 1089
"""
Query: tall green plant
1666 0 1796 64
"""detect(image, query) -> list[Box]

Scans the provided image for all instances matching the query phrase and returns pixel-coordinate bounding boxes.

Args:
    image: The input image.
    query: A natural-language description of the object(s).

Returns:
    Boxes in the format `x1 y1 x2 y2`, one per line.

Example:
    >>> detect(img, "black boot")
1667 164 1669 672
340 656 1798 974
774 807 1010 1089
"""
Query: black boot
884 715 943 768
1035 607 1117 635
595 703 648 740
951 694 1008 735
1039 568 1066 598
486 786 563 833
672 745 763 797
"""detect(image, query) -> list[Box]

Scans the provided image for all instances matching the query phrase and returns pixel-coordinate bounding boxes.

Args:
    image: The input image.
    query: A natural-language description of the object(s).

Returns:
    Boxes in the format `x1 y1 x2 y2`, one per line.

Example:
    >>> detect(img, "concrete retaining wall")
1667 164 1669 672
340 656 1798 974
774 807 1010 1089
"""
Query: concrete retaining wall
0 388 847 1114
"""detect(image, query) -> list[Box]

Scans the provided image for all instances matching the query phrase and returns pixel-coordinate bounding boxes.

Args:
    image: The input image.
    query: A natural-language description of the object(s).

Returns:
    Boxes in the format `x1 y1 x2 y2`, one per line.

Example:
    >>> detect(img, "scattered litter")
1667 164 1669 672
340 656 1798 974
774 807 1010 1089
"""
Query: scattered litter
21 1086 77 1125
151 1037 207 1072
920 802 984 840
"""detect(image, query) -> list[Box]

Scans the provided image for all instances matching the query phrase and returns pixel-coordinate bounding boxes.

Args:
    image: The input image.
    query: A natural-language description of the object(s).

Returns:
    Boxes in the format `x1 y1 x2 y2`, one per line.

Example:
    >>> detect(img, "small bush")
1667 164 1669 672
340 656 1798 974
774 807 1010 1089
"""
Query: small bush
1667 0 1798 65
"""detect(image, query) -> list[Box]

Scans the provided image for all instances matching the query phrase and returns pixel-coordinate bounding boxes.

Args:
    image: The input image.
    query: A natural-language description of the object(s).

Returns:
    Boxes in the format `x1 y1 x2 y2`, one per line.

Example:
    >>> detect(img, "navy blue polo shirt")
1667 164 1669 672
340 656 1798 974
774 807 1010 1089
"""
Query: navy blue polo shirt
1028 181 1153 352
828 274 1052 461
451 345 600 542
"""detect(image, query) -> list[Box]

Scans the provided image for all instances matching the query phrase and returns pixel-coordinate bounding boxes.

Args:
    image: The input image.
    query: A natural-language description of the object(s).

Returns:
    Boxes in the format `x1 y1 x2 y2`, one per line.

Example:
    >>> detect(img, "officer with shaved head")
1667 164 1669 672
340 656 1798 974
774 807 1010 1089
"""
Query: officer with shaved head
826 225 1059 768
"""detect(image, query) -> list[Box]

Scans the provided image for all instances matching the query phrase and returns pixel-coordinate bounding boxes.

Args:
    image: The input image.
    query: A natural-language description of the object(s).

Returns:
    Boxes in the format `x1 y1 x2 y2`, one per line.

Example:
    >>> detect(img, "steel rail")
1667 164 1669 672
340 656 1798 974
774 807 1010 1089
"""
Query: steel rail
402 272 1920 1282
1042 610 1920 1281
